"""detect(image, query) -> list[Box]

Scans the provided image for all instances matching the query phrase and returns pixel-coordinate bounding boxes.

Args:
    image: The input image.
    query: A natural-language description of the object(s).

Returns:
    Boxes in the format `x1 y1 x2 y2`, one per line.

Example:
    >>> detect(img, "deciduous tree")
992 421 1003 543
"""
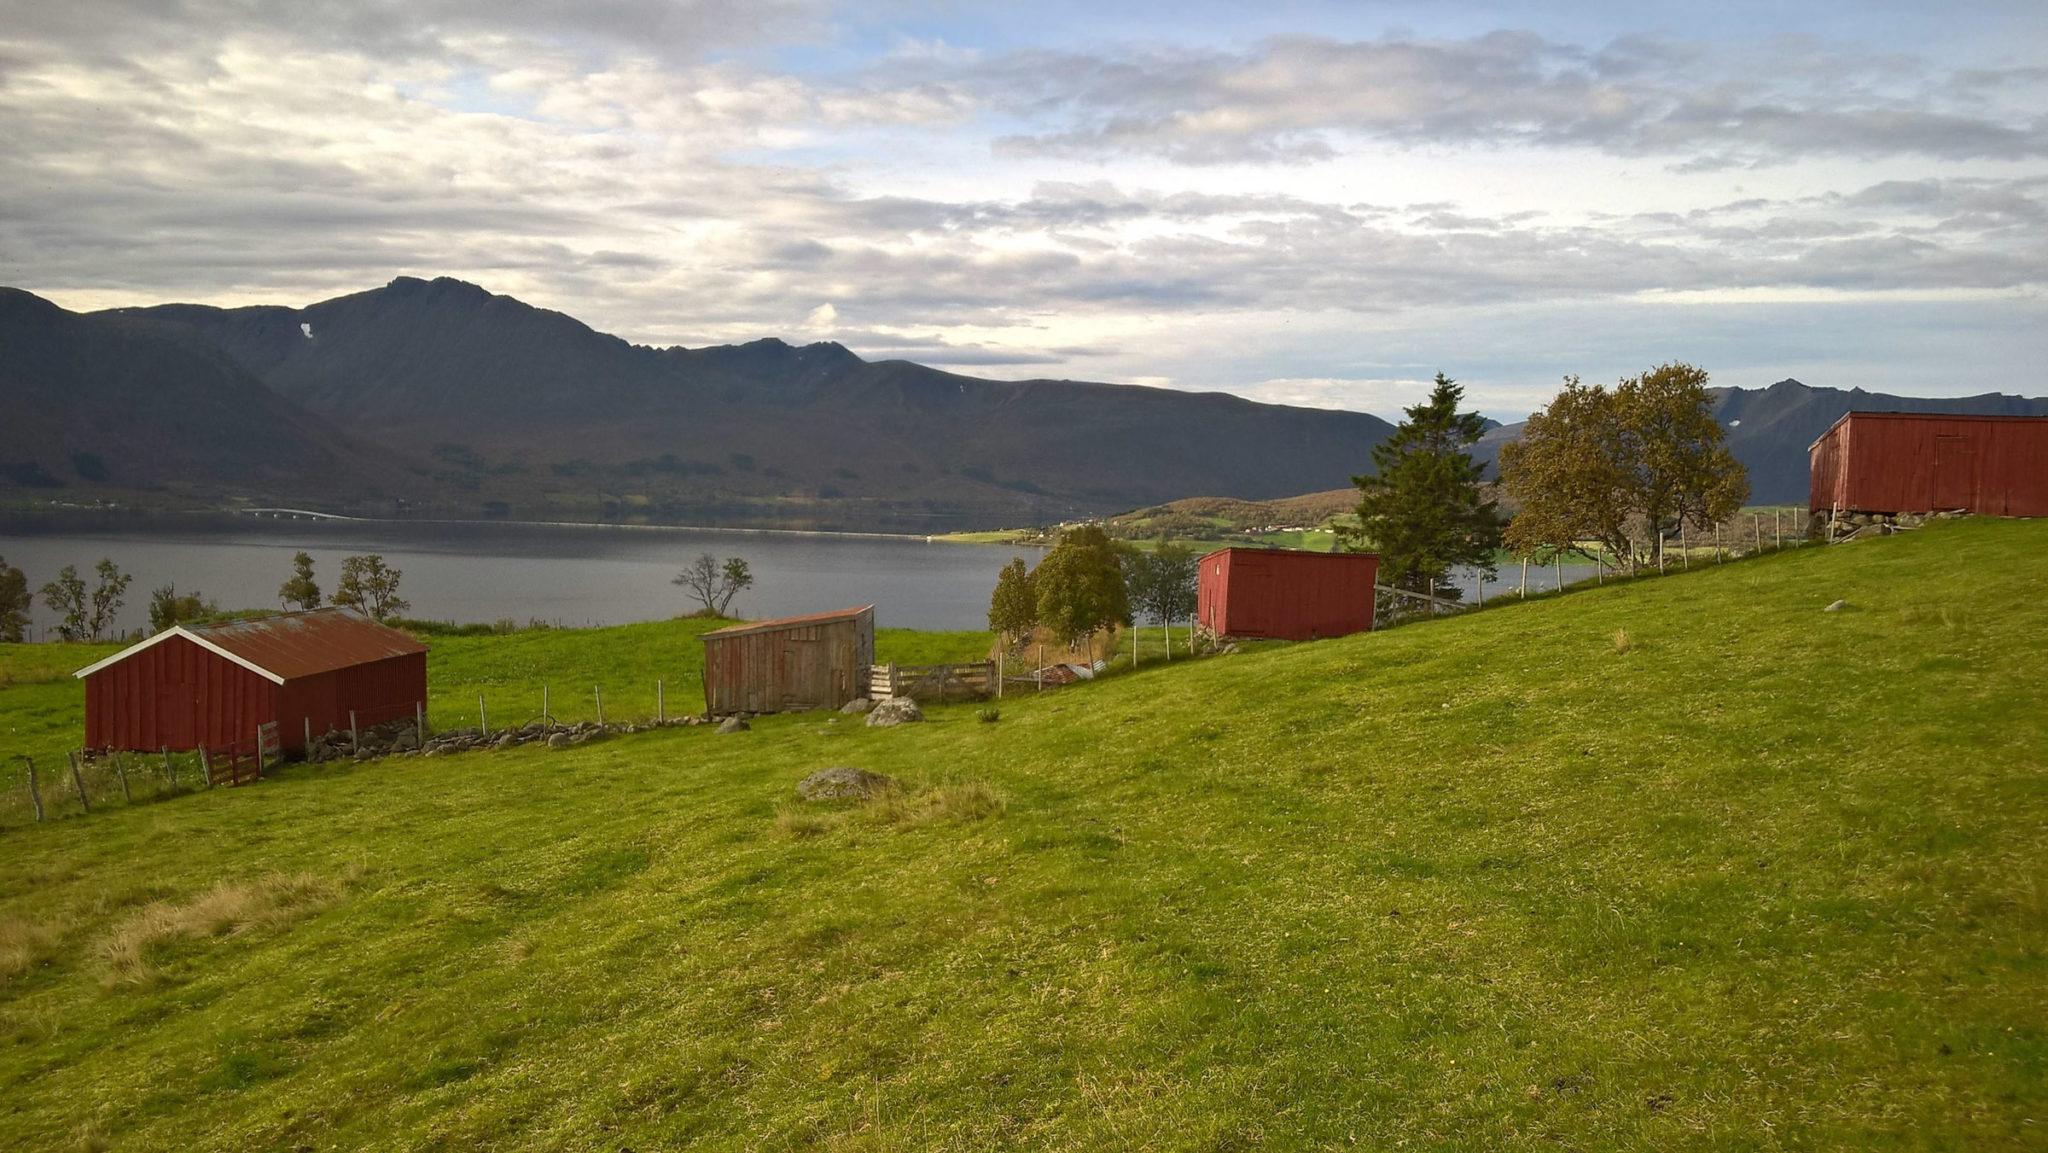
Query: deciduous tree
148 585 219 633
987 557 1037 647
278 551 321 610
334 555 409 622
1033 525 1129 654
1500 364 1748 573
1123 542 1198 660
673 553 753 617
0 557 29 643
1342 372 1501 599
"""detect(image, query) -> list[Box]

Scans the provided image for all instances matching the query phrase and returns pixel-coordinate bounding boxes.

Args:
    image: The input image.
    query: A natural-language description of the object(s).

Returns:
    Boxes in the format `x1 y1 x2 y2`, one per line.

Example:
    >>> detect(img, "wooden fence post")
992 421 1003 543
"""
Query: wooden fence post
304 717 313 755
1753 513 1763 554
996 651 1003 699
113 750 131 802
478 695 488 737
349 710 359 752
657 679 665 724
1520 558 1528 598
416 700 425 746
67 751 91 813
1553 553 1562 592
595 686 604 727
198 742 213 789
24 757 44 822
163 745 176 790
542 686 549 723
1680 522 1690 569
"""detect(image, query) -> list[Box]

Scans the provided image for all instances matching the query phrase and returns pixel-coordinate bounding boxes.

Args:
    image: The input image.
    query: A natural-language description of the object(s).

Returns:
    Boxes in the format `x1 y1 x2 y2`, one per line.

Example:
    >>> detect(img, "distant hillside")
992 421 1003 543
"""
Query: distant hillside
86 277 1399 531
1471 379 2048 504
0 289 413 507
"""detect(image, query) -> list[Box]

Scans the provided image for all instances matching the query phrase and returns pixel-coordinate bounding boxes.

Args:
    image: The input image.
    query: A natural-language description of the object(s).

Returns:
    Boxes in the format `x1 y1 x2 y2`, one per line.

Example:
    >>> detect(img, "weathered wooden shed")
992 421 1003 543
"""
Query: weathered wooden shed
700 606 875 715
74 608 427 754
1196 548 1378 641
1809 412 2048 517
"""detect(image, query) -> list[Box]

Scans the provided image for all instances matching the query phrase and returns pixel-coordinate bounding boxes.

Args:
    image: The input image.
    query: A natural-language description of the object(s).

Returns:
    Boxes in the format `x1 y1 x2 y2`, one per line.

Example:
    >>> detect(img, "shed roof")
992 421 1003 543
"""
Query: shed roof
74 607 427 685
1810 410 2048 451
1197 546 1379 564
699 605 875 641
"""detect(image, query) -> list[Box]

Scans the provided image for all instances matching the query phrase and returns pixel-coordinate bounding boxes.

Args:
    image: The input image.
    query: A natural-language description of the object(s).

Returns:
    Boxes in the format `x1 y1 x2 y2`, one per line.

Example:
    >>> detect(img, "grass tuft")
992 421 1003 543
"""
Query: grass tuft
0 916 62 983
94 871 353 987
1611 626 1632 654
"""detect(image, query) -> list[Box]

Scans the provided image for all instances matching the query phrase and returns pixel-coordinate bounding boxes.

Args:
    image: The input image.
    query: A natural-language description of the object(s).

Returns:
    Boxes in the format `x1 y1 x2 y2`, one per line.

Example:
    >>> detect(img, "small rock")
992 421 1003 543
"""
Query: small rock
840 697 875 715
865 696 924 728
717 716 751 734
1824 599 1847 613
796 767 898 801
547 732 572 749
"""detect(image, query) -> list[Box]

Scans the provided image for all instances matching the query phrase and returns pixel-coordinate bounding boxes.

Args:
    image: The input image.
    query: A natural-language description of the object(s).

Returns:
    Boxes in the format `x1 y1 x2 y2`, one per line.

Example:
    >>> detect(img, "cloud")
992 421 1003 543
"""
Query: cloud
964 33 2048 165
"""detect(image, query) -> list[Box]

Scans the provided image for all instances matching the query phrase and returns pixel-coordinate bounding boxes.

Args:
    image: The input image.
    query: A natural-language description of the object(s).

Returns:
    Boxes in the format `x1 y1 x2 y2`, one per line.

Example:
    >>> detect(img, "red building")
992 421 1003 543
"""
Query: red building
74 608 427 754
1809 412 2048 517
1196 548 1379 641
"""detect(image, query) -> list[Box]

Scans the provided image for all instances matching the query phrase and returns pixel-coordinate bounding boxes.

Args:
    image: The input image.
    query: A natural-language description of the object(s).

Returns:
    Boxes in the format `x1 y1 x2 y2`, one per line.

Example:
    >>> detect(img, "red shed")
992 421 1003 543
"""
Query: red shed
1809 412 2048 517
74 608 427 754
1196 548 1379 641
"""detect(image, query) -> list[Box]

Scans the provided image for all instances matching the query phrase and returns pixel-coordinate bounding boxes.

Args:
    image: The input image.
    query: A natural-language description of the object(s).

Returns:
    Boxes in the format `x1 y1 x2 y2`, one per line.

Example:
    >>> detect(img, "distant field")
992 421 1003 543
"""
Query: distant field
1 520 2043 1149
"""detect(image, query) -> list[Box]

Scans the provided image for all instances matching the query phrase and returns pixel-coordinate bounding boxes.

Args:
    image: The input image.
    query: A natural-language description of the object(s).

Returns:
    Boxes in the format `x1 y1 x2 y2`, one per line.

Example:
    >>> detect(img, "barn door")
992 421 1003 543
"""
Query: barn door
781 639 821 710
1933 435 1976 510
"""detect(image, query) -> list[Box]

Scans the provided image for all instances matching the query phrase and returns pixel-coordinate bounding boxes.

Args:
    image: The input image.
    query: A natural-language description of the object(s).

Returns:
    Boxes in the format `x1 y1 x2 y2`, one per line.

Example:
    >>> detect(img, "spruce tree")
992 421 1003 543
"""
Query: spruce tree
1344 372 1501 599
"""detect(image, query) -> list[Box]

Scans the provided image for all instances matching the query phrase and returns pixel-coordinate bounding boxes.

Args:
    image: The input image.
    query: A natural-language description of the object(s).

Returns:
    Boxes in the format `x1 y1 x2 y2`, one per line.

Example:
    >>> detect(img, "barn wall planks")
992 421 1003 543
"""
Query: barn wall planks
702 607 875 715
1810 413 2048 517
1196 548 1378 641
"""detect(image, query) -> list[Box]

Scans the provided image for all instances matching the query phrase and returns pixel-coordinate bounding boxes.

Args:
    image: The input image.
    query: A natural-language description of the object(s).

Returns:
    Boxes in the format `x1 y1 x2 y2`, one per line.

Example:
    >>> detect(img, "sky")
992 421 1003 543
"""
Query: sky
2 0 2044 421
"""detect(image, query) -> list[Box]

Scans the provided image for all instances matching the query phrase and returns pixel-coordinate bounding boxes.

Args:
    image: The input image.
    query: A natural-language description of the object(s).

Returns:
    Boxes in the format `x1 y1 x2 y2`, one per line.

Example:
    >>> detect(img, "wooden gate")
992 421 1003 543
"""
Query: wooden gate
203 721 278 788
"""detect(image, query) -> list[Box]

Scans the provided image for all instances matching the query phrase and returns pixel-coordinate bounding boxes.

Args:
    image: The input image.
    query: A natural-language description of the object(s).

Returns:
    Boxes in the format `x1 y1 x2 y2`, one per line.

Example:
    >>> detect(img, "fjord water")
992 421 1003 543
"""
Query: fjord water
0 513 1031 638
0 513 1596 640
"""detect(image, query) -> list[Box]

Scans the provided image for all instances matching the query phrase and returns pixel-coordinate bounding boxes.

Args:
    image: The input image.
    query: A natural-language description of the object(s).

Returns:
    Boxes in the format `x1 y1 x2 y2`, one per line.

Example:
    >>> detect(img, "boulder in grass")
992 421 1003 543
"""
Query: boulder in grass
840 697 875 715
796 767 898 801
717 715 751 734
865 696 924 728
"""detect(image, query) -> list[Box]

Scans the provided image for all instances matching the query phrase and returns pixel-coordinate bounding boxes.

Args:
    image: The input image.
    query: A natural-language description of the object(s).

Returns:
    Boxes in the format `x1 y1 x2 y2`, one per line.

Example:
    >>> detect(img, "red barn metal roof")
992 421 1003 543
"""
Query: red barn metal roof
74 607 427 685
699 605 876 641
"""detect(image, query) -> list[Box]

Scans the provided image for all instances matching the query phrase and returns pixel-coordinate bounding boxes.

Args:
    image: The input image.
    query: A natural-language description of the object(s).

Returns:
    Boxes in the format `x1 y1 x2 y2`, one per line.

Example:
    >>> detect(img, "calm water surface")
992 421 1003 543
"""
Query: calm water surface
0 513 1037 638
0 512 1599 641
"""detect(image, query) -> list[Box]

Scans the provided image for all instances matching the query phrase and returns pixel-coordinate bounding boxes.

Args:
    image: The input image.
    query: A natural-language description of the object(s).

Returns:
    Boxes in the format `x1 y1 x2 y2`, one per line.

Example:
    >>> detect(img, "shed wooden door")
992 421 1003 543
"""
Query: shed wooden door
780 638 823 710
1933 435 1976 510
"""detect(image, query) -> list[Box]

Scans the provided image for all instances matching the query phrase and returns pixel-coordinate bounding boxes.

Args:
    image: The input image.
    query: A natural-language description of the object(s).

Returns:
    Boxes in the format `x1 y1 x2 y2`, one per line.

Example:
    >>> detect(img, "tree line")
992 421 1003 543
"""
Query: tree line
987 527 1200 661
0 550 416 643
1346 362 1747 601
986 361 1747 651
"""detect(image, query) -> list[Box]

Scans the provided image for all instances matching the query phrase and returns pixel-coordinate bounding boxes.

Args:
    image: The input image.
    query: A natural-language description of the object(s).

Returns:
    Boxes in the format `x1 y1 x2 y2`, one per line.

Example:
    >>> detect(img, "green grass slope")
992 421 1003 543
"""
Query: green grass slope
1 520 2044 1150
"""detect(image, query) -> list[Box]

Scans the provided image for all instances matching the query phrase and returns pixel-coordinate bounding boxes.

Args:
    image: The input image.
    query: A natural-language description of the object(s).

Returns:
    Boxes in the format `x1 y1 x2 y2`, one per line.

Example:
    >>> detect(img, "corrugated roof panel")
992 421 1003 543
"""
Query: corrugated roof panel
184 607 427 681
700 605 875 641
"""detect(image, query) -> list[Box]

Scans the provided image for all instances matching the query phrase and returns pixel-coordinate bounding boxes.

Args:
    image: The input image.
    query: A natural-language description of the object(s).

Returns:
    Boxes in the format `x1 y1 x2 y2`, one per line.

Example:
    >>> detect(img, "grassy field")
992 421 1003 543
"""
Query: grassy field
1 519 2044 1149
0 622 990 825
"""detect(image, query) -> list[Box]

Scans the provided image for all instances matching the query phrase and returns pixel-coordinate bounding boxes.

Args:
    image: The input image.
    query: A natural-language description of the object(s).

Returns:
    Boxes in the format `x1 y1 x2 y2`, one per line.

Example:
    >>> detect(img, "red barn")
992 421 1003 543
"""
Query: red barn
1196 548 1378 641
74 608 427 754
1810 412 2048 517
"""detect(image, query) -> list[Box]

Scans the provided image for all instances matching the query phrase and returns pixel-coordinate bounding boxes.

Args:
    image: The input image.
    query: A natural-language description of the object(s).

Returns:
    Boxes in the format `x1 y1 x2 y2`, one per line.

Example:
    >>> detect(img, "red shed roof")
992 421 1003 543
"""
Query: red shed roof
1810 410 2048 450
700 605 875 641
74 607 427 685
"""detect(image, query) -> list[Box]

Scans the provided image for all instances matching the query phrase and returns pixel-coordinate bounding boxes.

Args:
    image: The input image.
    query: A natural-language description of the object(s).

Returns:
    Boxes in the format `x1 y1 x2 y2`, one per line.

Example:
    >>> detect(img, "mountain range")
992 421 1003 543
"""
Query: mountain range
4 278 1397 531
3 276 2042 528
